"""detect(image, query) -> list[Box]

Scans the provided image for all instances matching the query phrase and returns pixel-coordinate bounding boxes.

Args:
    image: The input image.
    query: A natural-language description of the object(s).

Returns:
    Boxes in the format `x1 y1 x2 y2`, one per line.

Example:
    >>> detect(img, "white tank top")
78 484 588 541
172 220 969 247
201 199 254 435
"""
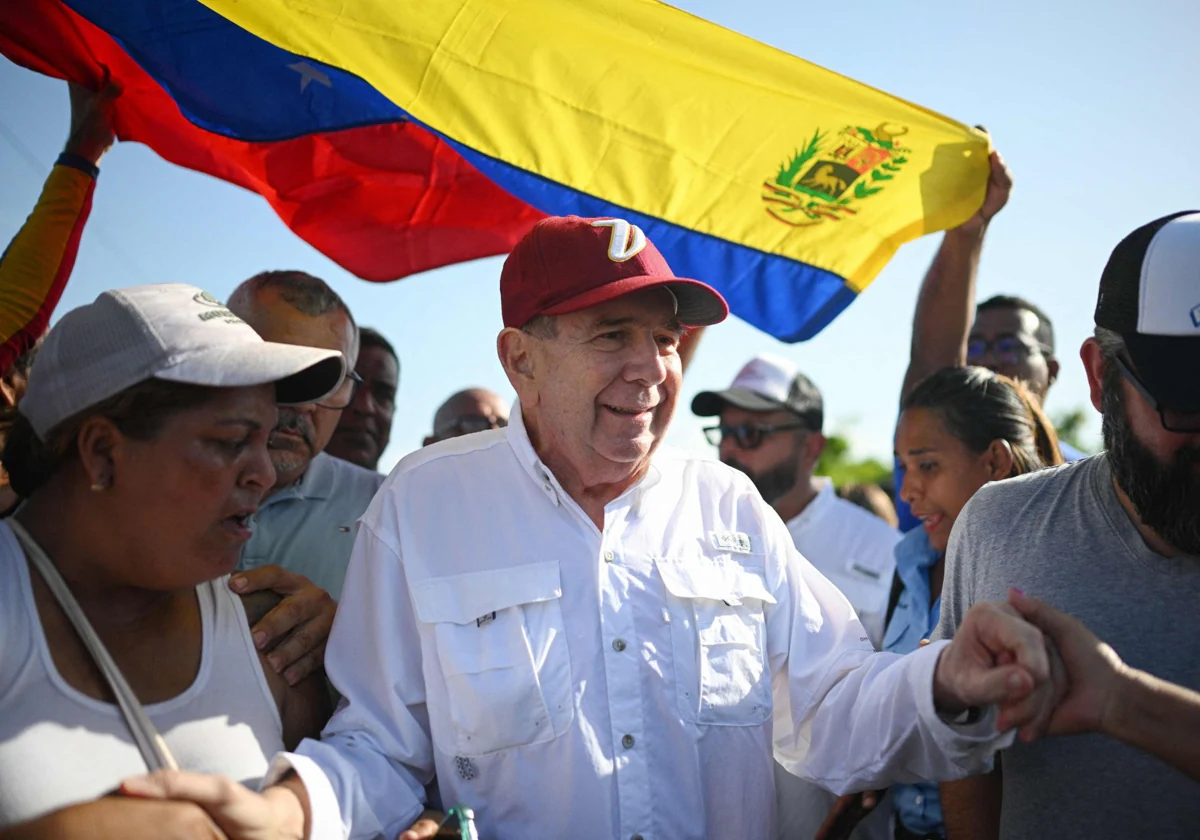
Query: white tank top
0 522 285 828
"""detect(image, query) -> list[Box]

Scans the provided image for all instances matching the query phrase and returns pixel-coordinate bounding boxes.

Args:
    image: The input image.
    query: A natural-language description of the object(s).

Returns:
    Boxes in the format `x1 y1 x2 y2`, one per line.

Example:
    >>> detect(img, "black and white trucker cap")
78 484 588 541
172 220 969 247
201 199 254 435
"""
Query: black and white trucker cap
1095 211 1200 414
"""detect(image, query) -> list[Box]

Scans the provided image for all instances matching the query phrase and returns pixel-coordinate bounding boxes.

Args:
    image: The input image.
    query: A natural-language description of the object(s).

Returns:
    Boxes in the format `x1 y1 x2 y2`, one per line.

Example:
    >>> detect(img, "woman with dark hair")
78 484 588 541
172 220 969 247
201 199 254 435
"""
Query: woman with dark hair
818 365 1063 840
0 283 347 837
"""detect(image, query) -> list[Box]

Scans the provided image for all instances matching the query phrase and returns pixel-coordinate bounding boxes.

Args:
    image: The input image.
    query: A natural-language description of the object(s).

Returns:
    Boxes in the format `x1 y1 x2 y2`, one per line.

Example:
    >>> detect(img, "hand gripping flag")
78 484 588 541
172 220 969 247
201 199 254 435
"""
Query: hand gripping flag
1 0 989 342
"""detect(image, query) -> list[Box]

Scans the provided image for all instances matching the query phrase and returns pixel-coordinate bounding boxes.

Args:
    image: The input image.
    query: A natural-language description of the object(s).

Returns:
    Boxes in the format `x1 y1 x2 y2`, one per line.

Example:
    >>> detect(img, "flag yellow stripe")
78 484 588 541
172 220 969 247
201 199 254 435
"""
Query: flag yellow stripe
200 0 989 291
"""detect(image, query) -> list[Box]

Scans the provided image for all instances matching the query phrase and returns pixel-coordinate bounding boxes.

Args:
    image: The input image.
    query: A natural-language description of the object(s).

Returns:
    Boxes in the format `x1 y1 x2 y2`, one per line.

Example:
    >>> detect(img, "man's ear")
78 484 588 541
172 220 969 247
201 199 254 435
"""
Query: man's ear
1047 355 1061 388
984 438 1015 480
804 431 827 465
497 328 537 389
1080 338 1105 414
75 415 120 489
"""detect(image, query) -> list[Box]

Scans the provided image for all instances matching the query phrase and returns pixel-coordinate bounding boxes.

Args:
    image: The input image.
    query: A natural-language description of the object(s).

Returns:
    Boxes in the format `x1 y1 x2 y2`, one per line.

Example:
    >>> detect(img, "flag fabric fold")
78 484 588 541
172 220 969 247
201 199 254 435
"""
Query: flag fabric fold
1 0 989 342
0 0 543 284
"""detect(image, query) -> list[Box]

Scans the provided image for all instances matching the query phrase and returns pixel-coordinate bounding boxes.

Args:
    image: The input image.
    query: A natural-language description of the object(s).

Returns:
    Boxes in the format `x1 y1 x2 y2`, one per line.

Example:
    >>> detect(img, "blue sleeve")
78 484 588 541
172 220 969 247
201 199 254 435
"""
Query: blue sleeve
893 457 920 533
1057 440 1087 462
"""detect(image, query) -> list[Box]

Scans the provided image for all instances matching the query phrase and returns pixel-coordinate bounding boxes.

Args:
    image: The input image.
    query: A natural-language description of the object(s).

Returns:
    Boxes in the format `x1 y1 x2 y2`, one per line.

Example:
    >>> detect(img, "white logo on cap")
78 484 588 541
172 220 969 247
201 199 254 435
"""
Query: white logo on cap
1191 303 1200 329
591 219 647 263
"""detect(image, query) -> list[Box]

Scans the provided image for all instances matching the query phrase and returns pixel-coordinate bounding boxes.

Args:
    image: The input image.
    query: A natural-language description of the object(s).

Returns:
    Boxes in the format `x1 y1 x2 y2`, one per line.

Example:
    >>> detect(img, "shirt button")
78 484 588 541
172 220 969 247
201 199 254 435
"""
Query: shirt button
621 734 635 749
604 550 615 562
914 794 923 805
612 638 627 652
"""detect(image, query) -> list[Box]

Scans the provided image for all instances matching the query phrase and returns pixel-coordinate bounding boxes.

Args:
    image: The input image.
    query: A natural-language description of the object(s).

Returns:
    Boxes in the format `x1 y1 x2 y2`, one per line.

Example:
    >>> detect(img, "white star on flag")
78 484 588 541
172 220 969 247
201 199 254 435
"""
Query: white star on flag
288 61 332 93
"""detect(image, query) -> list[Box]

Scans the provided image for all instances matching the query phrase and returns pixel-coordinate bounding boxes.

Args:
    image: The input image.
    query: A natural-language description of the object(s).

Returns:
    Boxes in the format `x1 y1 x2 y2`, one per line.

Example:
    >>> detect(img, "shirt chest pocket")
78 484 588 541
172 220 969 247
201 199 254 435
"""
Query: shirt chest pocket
413 562 574 757
655 555 777 726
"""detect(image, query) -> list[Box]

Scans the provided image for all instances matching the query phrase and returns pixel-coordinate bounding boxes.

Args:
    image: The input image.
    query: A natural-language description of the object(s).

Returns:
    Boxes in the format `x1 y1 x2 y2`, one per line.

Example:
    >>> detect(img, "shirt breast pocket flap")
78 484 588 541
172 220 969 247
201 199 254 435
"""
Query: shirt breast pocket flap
413 561 573 756
656 555 776 726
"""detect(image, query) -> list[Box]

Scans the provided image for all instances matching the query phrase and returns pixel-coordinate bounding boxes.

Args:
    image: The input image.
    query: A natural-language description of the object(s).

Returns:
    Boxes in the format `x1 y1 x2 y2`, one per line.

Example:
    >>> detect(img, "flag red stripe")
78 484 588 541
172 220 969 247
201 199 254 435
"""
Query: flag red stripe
0 0 544 282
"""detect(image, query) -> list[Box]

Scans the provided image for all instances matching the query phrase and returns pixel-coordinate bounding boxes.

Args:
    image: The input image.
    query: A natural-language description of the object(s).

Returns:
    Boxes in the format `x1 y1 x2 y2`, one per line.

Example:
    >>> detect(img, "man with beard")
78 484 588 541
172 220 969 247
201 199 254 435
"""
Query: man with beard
695 355 900 840
327 327 400 472
933 211 1200 838
226 272 385 679
693 354 899 646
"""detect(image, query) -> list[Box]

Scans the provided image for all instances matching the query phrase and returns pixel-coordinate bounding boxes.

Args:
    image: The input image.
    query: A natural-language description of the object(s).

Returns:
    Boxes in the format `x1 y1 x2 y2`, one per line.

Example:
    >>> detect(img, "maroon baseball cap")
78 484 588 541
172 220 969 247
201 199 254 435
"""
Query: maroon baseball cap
500 215 729 329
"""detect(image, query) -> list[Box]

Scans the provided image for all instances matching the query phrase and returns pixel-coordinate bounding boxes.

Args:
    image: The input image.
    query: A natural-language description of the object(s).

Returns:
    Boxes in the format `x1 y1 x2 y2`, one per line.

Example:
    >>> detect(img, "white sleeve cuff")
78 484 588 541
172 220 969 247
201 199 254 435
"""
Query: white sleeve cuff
908 640 1015 762
263 752 346 840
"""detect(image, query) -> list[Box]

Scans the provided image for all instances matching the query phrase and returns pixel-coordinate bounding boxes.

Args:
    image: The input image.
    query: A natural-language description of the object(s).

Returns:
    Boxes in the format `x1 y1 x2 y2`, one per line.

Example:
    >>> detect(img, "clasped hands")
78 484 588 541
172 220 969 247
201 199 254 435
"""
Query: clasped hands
931 591 1071 742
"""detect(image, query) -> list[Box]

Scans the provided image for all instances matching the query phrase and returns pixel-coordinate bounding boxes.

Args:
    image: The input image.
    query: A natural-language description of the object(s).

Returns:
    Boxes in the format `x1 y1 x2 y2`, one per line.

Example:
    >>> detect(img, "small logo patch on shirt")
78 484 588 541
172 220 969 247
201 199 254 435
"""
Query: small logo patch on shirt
710 530 752 554
850 561 882 580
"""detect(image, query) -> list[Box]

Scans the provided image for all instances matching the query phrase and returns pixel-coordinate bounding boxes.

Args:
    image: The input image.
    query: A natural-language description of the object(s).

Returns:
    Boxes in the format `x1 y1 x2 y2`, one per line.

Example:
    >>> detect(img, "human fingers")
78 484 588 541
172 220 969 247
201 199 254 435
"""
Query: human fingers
814 794 857 840
977 601 1049 686
398 816 443 839
259 594 335 681
230 564 305 597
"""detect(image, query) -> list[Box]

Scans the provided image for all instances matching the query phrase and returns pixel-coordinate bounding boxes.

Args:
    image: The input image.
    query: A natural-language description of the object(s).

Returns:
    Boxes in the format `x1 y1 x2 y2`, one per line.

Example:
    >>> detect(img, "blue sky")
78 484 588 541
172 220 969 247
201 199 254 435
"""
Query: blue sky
2 0 1197 472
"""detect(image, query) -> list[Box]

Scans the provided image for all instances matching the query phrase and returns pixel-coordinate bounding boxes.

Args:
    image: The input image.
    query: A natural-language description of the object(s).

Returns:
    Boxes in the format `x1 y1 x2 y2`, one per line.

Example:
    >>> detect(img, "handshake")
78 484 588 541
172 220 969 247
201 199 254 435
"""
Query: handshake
931 588 1125 742
818 587 1198 840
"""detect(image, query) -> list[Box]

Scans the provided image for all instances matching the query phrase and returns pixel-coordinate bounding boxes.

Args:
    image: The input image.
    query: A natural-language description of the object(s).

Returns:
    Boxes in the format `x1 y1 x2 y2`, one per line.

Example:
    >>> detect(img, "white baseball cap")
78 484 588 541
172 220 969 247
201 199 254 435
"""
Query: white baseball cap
20 283 347 439
692 353 824 429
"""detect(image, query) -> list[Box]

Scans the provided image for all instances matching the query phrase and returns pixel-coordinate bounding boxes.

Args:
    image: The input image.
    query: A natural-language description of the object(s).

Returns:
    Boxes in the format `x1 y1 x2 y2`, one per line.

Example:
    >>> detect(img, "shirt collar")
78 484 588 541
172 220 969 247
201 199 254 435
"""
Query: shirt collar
787 476 834 531
263 451 335 507
505 399 662 514
895 527 939 570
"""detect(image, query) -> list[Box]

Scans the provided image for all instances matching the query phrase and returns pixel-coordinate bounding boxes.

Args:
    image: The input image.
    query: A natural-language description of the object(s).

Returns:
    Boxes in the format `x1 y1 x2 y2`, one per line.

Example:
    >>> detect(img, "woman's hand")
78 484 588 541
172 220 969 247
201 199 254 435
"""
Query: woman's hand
118 771 306 840
4 796 225 840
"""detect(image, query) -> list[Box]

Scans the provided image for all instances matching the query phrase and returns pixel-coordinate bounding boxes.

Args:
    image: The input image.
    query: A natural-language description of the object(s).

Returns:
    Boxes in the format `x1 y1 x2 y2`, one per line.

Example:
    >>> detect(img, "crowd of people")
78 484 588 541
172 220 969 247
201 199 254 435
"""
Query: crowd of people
0 84 1196 840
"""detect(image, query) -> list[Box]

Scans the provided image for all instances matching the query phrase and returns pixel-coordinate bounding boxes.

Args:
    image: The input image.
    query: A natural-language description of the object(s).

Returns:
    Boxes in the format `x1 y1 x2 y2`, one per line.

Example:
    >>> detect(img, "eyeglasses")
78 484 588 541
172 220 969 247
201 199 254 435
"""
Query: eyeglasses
703 422 808 450
1112 354 1200 433
967 334 1049 367
437 414 509 438
316 371 364 410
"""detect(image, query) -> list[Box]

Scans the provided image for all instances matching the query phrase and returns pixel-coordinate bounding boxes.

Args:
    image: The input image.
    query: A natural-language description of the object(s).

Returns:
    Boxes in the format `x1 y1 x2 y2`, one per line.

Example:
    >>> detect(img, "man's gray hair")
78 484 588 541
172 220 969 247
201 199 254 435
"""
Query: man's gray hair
228 270 356 328
521 314 559 339
1094 325 1126 359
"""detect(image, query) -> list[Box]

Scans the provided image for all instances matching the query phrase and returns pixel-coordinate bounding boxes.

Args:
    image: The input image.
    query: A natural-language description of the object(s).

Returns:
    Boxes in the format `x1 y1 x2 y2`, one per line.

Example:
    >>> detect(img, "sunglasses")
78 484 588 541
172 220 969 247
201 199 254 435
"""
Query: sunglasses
437 414 509 438
967 334 1047 367
1113 355 1200 433
316 370 365 410
703 421 809 450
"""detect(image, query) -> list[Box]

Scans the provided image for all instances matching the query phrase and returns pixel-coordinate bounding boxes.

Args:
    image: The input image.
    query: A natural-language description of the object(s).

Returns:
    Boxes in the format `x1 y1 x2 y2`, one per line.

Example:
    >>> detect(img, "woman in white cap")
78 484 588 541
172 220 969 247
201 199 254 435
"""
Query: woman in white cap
0 284 348 837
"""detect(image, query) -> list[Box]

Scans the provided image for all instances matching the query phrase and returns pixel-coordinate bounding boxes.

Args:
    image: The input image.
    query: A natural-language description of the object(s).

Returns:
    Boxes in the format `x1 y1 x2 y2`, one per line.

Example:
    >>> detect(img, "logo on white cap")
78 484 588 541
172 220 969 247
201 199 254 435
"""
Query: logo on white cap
1138 213 1200 336
591 218 648 263
730 353 799 403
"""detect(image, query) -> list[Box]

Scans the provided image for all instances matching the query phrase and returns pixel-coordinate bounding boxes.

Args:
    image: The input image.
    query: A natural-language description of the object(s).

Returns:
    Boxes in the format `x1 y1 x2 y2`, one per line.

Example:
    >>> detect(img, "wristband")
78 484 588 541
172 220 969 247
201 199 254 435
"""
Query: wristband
55 152 100 179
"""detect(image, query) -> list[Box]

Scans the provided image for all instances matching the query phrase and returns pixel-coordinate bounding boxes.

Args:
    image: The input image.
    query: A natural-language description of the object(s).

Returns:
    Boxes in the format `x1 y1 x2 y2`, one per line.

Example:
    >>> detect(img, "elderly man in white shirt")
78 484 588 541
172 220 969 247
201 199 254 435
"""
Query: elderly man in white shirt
119 216 1059 840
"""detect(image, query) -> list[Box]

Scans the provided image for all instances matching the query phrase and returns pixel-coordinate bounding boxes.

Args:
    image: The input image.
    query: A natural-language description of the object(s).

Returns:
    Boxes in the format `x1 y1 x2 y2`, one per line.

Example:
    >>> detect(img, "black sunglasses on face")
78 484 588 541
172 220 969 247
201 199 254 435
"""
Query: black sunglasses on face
1113 354 1200 433
703 421 808 450
316 370 365 410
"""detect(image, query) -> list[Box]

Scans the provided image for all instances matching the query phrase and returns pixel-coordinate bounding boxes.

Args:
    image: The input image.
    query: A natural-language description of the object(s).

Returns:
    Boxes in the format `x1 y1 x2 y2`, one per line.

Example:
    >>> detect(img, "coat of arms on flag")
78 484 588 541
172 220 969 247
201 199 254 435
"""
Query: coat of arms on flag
762 123 911 226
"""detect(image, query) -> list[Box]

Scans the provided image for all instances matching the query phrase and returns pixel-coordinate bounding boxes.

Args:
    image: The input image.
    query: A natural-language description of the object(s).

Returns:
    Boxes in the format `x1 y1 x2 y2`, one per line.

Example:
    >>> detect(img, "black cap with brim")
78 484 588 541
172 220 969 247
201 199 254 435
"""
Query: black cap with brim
1123 333 1200 414
691 387 788 417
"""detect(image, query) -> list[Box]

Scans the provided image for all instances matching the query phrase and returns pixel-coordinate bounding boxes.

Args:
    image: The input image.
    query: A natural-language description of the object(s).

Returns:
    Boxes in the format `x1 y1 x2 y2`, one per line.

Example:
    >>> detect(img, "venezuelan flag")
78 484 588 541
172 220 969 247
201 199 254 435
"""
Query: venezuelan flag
2 0 990 342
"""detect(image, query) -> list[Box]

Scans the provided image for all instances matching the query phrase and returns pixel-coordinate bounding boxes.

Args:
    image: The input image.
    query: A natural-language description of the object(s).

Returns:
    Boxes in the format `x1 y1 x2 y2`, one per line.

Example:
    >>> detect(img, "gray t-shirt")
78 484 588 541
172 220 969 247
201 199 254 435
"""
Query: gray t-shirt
934 454 1200 838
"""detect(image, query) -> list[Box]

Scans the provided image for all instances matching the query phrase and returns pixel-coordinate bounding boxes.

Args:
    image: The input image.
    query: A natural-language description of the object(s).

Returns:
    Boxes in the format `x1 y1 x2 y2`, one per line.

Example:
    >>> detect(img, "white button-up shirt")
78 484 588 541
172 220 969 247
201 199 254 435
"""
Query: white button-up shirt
268 405 1007 839
786 479 900 648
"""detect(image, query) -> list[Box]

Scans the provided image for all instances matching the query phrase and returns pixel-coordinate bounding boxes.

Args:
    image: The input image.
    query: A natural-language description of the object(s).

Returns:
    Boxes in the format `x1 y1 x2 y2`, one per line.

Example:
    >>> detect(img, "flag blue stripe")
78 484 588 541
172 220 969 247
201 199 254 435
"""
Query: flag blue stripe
63 0 857 341
438 137 855 341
